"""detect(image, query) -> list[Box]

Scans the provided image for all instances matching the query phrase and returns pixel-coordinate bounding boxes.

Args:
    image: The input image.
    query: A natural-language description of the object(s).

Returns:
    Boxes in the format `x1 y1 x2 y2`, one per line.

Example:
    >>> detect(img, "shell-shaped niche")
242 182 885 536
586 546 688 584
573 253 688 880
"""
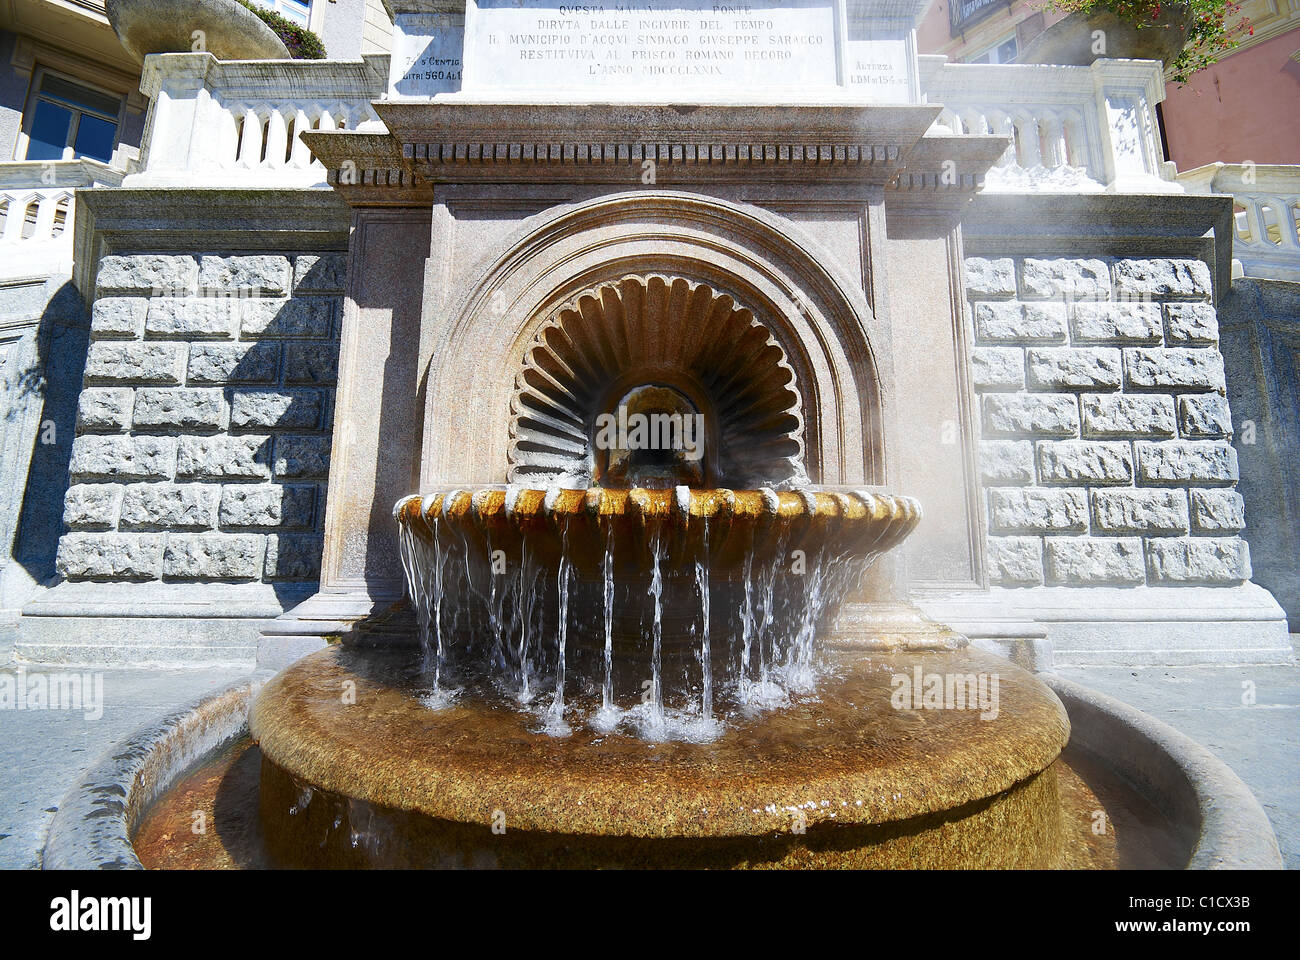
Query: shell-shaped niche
509 274 805 487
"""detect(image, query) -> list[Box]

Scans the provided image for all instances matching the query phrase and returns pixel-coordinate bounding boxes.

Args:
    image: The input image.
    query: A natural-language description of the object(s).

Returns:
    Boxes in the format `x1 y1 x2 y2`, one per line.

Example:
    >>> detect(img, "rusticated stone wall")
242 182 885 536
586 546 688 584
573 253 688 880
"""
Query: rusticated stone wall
966 255 1250 588
56 253 344 585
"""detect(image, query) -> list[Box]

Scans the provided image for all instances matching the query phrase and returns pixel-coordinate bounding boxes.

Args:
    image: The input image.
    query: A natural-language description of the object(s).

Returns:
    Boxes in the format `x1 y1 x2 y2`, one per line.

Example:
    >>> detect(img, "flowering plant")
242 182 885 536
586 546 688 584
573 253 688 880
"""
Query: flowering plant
1044 0 1253 83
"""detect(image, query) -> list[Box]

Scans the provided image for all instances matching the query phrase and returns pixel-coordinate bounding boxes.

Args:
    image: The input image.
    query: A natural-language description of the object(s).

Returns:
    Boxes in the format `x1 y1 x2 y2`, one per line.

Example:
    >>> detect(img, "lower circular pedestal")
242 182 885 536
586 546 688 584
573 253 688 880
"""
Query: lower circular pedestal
250 645 1071 868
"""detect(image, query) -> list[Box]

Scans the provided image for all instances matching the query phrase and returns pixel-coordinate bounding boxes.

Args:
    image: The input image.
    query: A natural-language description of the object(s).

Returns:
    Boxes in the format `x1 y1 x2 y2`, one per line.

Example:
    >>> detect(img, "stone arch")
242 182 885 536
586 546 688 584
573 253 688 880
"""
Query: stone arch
420 190 889 489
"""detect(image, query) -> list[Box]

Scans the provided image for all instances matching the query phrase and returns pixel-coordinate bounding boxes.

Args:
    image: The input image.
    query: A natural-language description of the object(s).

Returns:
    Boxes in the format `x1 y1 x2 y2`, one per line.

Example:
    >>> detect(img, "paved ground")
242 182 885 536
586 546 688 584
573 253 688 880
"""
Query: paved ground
0 643 1294 870
1054 656 1300 870
0 660 250 869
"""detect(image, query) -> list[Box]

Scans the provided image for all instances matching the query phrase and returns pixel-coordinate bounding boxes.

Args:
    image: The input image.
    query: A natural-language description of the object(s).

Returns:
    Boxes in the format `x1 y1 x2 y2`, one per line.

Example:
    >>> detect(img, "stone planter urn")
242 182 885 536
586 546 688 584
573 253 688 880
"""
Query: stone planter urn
106 0 290 62
1018 3 1193 66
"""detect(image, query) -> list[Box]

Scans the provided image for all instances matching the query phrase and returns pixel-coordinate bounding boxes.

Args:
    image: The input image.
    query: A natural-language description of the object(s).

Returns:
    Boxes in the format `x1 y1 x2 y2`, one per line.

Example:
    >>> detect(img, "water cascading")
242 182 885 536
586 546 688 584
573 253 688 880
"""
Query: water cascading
394 483 920 740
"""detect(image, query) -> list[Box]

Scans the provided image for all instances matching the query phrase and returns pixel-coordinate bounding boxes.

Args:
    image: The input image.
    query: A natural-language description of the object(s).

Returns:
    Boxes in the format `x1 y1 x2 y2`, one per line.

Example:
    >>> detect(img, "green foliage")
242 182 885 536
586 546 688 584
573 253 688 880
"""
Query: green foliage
1043 0 1253 83
233 0 327 59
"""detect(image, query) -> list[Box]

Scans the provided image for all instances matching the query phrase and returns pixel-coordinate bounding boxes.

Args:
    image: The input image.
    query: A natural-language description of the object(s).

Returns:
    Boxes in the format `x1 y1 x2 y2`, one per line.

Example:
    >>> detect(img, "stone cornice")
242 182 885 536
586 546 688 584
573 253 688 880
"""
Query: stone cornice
304 101 1017 191
962 193 1236 304
72 188 350 305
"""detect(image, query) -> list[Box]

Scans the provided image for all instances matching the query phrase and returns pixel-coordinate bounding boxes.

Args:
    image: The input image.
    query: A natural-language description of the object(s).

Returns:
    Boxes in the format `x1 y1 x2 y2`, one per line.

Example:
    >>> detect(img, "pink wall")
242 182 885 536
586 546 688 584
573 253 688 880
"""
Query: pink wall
1160 28 1300 170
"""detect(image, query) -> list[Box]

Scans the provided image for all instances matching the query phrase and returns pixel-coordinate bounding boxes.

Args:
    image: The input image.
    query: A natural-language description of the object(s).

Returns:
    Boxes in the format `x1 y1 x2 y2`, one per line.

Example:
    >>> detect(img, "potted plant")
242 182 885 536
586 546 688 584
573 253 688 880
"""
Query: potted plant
1020 1 1253 84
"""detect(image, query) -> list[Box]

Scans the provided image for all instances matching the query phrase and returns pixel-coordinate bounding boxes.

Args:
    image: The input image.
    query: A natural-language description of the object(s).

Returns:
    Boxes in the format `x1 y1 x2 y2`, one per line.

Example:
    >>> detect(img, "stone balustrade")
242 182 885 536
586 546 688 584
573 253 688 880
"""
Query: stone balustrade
126 53 387 189
1178 163 1300 283
0 160 126 282
920 56 1180 195
122 49 1183 197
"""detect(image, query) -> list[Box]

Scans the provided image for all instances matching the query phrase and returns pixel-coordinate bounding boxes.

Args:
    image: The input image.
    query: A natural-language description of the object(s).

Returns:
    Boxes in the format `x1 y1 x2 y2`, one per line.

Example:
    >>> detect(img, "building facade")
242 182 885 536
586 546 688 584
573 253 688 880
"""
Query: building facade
0 0 1296 670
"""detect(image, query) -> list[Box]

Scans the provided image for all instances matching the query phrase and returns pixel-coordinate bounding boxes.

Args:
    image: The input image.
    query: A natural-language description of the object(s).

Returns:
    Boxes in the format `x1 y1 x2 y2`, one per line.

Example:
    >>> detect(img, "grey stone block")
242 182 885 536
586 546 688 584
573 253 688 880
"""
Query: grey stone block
1020 257 1110 301
971 347 1024 390
1136 440 1238 485
132 388 225 431
119 483 220 530
187 343 281 384
1190 489 1246 533
1164 302 1219 343
241 298 333 339
163 534 264 580
264 534 324 580
1114 258 1212 299
1124 347 1225 392
282 342 339 385
63 484 123 530
979 440 1034 485
69 436 177 481
273 435 331 479
974 301 1067 342
1081 395 1175 438
964 257 1015 298
1178 394 1233 438
1091 489 1189 533
57 533 164 579
1146 537 1250 584
1026 348 1122 390
144 297 241 339
95 255 197 296
84 342 186 385
988 488 1088 532
229 389 324 430
986 536 1043 585
219 485 315 529
1071 301 1162 343
176 436 273 480
293 254 346 293
982 393 1078 437
76 388 134 432
198 255 291 296
90 298 147 340
1046 536 1145 585
1037 440 1133 484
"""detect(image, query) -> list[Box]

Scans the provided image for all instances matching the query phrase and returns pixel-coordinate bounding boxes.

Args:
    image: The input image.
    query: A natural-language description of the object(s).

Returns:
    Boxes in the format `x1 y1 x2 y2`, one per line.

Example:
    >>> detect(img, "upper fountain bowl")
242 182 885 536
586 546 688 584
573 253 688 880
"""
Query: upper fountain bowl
395 487 920 581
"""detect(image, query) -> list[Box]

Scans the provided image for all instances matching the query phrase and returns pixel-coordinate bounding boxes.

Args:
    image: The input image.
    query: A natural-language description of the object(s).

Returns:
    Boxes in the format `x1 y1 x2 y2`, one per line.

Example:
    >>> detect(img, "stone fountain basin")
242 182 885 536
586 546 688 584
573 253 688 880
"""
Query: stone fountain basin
41 646 1284 869
395 487 921 580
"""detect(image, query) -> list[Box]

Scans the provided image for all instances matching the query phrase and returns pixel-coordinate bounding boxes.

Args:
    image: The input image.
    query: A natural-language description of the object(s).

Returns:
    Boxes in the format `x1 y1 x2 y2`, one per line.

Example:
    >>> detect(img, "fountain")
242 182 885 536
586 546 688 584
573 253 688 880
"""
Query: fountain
243 301 1076 867
41 1 1284 875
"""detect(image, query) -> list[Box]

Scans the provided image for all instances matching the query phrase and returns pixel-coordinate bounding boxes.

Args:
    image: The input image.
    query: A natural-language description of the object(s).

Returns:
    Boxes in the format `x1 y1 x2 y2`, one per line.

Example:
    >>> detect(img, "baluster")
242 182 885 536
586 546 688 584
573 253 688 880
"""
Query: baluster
1041 115 1067 169
218 108 240 170
1013 112 1042 168
237 107 263 167
987 113 1014 167
1249 197 1271 251
264 109 289 169
1275 197 1300 249
290 107 314 167
31 192 59 242
1 196 25 243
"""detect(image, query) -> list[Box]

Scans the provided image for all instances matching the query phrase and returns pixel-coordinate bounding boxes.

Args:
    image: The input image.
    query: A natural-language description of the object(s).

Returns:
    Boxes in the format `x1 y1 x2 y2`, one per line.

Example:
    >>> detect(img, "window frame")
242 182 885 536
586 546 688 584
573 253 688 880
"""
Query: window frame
965 33 1020 65
249 0 314 28
15 66 127 164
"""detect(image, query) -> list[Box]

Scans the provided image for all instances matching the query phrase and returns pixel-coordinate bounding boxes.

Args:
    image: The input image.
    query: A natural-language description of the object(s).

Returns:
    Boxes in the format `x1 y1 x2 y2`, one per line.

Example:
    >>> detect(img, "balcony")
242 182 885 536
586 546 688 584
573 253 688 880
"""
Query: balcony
126 52 387 189
920 55 1181 194
949 0 1011 35
0 159 126 282
1178 163 1300 283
